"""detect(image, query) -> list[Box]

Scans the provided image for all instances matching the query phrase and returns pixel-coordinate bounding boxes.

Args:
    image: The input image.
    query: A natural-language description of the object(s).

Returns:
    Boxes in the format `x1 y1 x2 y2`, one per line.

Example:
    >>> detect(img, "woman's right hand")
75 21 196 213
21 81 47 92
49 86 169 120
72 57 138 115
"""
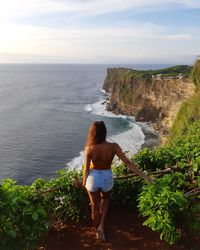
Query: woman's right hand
74 176 85 189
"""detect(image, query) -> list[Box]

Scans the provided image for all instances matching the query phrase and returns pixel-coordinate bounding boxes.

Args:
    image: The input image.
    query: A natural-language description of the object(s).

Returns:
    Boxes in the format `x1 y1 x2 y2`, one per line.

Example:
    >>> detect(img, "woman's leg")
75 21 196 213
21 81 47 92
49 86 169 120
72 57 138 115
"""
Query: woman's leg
87 191 101 228
98 191 110 230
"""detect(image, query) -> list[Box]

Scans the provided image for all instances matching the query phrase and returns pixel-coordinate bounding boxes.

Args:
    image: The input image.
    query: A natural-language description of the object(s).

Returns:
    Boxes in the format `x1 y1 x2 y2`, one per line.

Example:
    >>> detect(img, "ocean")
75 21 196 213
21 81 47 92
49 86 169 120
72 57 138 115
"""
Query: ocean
0 64 162 184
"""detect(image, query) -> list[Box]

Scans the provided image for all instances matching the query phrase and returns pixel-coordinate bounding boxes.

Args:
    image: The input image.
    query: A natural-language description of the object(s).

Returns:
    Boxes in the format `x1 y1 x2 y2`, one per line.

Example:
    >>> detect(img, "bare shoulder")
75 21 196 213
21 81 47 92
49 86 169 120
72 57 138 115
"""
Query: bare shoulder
85 145 92 155
106 142 121 152
85 145 91 150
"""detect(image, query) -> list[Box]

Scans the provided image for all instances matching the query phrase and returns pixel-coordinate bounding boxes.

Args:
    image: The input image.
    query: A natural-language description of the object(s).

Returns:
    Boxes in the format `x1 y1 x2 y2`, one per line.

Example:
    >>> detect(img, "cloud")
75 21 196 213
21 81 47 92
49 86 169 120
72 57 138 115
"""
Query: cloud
1 0 200 21
0 1 198 63
0 21 194 62
173 0 200 8
0 21 192 49
161 34 192 40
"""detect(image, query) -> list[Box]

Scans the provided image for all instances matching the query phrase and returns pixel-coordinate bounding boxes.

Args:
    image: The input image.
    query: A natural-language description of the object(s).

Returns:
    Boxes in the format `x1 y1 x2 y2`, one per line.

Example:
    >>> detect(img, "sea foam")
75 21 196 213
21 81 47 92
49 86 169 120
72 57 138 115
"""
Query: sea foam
67 92 145 170
84 100 126 118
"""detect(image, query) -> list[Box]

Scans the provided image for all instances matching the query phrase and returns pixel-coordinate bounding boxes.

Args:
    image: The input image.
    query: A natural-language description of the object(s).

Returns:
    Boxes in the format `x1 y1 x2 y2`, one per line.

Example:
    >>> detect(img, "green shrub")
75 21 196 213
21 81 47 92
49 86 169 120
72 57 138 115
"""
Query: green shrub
0 179 49 250
132 147 176 171
168 93 200 142
0 170 88 250
110 162 142 206
192 58 200 87
138 173 189 245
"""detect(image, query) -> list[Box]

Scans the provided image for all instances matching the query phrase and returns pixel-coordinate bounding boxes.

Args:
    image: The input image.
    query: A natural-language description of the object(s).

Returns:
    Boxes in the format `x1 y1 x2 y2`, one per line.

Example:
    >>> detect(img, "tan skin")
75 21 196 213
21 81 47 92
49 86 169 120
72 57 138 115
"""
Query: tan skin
83 141 151 236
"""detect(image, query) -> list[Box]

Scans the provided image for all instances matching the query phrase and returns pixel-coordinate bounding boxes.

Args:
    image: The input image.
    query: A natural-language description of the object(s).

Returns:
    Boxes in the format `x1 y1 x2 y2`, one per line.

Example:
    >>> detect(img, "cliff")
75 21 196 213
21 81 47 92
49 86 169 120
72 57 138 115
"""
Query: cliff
103 66 195 135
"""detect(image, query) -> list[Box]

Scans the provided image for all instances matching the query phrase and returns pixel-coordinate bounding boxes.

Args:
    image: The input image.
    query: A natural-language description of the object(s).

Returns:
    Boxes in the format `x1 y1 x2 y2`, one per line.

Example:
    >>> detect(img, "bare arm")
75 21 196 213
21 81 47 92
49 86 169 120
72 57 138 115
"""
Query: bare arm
114 143 152 183
82 146 92 186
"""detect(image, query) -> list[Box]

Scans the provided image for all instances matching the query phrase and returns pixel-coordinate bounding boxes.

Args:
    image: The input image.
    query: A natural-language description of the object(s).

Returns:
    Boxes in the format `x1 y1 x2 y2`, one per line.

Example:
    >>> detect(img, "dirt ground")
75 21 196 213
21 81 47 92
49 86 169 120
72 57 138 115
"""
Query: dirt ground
38 206 200 250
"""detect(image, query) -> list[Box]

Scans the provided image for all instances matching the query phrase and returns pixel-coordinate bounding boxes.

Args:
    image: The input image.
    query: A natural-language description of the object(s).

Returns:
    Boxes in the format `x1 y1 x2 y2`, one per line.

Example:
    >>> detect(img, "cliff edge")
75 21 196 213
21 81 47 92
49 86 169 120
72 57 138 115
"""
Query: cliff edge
103 66 195 135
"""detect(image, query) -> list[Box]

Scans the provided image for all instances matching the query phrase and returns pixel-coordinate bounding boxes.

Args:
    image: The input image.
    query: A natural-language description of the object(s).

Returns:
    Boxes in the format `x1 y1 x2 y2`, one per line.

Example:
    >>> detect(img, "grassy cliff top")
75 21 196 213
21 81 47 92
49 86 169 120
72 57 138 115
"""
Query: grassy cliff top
107 65 192 81
144 65 191 76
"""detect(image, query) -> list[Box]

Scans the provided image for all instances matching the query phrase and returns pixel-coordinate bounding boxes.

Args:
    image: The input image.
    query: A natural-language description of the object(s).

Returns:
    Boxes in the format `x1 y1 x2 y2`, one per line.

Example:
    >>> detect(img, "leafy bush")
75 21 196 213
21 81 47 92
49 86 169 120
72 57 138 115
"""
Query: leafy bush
0 179 49 250
111 178 141 206
132 147 176 171
138 173 189 244
136 119 200 244
192 58 200 87
109 162 141 206
168 93 200 142
0 170 88 250
31 170 88 223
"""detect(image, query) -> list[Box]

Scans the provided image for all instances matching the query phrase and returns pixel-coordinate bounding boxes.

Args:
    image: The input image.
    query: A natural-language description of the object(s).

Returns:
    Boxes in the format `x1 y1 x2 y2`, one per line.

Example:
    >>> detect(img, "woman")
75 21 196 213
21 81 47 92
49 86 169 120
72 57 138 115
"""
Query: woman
82 121 151 241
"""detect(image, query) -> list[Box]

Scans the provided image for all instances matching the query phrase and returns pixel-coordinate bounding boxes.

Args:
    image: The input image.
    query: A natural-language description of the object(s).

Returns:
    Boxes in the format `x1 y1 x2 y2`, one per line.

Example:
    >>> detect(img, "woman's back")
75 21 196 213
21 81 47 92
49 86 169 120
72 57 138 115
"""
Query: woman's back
89 142 116 169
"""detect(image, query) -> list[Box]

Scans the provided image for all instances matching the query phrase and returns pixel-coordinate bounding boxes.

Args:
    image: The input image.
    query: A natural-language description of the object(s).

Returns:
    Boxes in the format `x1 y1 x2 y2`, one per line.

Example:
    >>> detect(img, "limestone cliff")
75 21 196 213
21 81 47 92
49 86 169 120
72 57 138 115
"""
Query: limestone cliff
103 67 195 135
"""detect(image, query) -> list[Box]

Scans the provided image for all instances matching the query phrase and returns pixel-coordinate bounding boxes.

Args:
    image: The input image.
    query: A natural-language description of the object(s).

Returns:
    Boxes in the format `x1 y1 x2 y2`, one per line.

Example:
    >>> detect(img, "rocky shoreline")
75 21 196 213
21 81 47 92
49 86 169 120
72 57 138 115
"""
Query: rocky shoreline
101 97 161 149
102 67 195 138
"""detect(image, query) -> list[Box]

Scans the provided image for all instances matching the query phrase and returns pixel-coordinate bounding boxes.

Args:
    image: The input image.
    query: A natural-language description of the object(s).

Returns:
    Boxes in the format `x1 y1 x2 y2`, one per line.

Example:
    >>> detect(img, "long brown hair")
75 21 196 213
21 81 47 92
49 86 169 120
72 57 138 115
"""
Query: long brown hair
86 121 107 146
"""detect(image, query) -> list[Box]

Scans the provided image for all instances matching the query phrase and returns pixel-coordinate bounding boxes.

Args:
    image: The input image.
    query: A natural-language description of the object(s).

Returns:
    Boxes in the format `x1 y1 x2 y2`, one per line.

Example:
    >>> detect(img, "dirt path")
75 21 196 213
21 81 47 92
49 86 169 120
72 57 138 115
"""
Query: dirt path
39 206 200 250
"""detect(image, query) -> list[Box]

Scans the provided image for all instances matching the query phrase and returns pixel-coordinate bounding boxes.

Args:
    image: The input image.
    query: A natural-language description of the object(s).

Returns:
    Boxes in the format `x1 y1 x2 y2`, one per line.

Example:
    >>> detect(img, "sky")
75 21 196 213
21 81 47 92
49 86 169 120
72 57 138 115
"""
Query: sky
0 0 199 64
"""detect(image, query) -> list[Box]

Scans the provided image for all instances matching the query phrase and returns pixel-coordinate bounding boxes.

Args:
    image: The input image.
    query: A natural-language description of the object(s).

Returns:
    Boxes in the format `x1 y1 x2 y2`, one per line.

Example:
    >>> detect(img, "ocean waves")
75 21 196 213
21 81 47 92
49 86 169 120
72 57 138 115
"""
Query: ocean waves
67 91 145 170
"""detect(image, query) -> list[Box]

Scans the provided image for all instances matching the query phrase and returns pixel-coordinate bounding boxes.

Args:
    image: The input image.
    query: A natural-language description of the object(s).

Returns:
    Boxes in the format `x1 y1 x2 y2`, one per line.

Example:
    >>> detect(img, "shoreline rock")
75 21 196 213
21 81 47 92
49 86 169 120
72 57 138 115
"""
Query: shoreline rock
103 67 195 138
103 95 161 149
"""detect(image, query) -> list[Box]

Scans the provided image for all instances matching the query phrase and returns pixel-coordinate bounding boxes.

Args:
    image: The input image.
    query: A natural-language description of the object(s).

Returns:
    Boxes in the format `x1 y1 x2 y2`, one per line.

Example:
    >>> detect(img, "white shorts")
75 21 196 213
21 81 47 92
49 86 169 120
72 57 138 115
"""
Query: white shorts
85 169 114 192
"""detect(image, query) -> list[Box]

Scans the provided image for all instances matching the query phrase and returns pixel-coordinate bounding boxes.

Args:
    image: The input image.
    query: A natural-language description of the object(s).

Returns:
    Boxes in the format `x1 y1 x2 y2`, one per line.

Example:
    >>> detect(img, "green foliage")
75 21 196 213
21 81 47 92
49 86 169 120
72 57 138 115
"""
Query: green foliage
192 58 200 87
138 173 189 244
168 93 200 142
111 162 142 206
0 170 88 250
168 59 200 142
111 178 141 206
112 161 130 176
132 147 176 171
134 118 200 245
170 119 200 172
134 119 200 175
31 170 88 223
0 179 49 250
105 65 191 83
148 65 191 77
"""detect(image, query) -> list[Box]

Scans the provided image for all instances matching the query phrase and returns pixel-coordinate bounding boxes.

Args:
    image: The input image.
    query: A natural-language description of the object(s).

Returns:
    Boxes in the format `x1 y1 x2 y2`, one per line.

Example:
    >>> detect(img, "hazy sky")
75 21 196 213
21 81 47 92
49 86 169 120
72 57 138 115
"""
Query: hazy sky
0 0 199 64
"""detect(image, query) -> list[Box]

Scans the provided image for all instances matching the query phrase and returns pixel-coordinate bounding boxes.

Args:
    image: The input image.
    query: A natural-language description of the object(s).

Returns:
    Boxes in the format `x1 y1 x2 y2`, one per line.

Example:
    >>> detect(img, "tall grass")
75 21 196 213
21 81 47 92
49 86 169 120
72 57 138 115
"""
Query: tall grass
168 58 200 144
192 58 200 87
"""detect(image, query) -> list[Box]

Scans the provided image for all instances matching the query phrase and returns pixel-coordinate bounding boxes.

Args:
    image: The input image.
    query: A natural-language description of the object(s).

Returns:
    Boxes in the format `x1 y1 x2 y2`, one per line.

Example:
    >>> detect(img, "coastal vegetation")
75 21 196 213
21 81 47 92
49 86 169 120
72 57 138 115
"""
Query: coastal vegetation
169 58 200 141
192 57 200 87
105 65 192 82
135 58 200 245
0 60 200 249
